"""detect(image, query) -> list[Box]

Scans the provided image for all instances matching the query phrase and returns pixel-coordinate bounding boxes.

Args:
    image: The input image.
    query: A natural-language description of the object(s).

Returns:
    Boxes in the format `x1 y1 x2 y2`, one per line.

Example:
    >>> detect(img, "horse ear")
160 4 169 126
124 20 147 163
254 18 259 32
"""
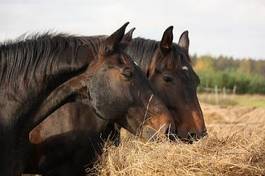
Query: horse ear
178 30 189 53
120 27 136 49
105 22 129 54
122 27 135 43
160 26 173 54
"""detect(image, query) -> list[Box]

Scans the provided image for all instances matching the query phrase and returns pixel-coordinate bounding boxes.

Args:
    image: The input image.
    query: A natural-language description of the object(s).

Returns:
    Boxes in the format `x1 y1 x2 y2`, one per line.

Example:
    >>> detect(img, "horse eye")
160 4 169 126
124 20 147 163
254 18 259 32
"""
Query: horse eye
104 46 113 55
121 67 133 79
163 74 174 82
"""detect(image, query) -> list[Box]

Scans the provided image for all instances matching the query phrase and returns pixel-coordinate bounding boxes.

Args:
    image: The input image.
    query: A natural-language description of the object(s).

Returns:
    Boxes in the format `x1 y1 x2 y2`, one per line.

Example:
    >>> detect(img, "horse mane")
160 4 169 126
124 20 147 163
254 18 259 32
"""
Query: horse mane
0 33 101 87
126 37 158 70
126 37 190 74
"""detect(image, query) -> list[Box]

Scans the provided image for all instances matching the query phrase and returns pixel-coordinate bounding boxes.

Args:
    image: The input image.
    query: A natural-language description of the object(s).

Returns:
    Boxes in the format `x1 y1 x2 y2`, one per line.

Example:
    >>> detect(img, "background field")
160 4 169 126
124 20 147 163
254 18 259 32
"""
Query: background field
94 94 265 176
192 56 265 94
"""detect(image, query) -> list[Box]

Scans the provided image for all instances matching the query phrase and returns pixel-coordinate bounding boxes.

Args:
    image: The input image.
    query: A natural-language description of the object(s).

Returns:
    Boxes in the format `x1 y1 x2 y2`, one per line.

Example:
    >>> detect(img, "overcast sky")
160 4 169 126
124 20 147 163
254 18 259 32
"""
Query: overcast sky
0 0 264 59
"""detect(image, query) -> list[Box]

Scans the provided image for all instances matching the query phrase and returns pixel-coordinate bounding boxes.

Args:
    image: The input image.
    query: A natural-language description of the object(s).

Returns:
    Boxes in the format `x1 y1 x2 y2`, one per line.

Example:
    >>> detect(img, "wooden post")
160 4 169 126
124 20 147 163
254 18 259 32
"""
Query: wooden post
215 85 219 105
223 87 226 99
233 85 237 95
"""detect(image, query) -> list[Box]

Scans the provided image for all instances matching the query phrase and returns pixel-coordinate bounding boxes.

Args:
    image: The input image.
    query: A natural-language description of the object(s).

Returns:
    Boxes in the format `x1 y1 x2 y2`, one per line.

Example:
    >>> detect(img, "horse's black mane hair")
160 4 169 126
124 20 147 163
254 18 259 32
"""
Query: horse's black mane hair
126 37 189 72
0 33 101 86
0 32 84 62
126 37 158 67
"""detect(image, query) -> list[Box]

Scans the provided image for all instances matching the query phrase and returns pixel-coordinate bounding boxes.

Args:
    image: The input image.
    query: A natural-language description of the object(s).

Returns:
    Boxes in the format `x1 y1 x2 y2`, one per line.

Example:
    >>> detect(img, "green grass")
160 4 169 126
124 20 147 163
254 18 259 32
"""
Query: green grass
198 93 265 108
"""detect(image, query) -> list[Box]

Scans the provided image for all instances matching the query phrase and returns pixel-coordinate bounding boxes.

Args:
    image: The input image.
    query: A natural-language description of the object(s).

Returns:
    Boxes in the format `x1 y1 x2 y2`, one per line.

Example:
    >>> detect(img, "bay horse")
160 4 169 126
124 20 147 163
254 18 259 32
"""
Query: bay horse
30 26 207 142
125 26 207 140
0 22 174 176
26 26 207 175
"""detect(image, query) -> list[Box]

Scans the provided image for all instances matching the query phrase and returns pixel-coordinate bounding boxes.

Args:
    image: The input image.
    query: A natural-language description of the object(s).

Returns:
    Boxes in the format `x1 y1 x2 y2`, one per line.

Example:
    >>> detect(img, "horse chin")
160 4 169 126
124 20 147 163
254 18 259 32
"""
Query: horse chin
141 126 158 141
139 125 170 142
173 130 208 144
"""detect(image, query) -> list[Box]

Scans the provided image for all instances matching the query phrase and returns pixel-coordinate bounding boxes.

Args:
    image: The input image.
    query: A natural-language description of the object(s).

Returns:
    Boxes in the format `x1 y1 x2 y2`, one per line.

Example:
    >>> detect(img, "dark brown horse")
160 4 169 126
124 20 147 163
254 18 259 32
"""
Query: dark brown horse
30 27 206 141
0 23 174 176
125 26 207 140
0 33 89 176
25 26 207 175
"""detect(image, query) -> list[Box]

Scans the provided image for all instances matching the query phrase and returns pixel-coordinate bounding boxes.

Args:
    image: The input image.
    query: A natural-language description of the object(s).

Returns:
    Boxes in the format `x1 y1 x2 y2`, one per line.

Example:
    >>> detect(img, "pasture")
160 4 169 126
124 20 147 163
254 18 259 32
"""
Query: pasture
93 94 265 176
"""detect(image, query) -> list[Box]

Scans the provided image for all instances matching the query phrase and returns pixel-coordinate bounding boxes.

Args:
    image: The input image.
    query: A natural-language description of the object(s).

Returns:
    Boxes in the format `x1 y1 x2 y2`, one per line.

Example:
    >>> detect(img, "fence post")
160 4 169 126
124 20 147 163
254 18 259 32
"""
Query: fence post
215 85 219 105
223 87 226 99
233 85 237 95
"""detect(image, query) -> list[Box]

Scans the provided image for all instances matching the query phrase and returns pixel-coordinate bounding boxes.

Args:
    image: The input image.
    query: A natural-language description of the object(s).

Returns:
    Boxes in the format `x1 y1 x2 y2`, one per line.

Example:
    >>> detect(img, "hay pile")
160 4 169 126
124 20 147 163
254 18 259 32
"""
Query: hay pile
93 104 265 176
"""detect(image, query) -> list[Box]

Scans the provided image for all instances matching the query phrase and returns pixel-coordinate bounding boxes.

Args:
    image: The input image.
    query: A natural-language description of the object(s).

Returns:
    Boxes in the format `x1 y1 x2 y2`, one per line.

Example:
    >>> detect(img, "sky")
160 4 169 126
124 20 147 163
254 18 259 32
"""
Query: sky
0 0 264 59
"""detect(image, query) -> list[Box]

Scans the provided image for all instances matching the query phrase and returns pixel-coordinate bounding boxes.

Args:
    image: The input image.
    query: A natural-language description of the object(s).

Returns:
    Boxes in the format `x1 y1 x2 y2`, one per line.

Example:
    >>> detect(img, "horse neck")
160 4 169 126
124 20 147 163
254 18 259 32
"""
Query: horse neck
0 35 100 128
40 36 101 93
126 37 158 74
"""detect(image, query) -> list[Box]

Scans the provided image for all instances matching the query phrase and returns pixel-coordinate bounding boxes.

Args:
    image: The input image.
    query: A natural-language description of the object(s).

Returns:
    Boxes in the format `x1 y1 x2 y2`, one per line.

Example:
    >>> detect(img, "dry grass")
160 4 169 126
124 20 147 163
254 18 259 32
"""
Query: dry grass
198 93 265 108
93 103 265 176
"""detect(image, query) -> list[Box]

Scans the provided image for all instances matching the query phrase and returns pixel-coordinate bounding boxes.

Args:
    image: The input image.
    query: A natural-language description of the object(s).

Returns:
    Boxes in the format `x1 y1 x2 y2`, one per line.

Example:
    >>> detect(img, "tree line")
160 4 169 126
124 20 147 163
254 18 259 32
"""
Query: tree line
191 55 265 94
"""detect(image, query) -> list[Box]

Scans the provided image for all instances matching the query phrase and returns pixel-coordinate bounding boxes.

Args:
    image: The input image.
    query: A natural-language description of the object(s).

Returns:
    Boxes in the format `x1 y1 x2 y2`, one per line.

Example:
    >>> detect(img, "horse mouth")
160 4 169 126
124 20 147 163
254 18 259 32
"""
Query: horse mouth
167 129 208 144
166 106 208 144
